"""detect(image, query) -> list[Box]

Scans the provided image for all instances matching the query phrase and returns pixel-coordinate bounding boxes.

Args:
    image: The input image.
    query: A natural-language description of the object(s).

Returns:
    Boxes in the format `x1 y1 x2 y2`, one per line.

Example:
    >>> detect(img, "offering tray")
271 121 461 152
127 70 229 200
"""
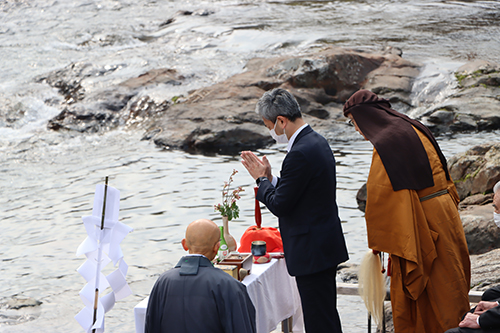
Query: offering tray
218 253 252 281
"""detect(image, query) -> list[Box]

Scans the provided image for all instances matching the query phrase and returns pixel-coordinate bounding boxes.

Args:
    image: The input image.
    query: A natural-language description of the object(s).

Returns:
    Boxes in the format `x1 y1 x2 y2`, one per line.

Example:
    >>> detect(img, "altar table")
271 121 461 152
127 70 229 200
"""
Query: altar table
134 257 304 333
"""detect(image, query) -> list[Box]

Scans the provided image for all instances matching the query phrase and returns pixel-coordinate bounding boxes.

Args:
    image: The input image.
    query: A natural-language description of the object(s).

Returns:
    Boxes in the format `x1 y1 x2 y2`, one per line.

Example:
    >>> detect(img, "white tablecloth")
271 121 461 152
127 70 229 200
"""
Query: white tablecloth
134 258 304 333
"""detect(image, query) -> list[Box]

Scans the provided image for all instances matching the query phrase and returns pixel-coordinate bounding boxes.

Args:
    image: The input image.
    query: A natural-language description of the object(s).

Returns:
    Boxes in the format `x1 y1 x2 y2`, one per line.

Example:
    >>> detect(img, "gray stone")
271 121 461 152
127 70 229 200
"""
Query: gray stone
337 263 360 284
420 59 500 135
449 142 500 200
0 296 42 326
356 183 367 213
460 203 500 255
43 67 184 133
470 248 500 291
427 110 455 125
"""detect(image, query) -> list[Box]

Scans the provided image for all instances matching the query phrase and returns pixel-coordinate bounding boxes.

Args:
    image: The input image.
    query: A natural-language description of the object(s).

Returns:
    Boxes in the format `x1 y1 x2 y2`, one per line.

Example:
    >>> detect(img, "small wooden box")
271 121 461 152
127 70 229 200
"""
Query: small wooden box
214 264 239 280
218 253 252 281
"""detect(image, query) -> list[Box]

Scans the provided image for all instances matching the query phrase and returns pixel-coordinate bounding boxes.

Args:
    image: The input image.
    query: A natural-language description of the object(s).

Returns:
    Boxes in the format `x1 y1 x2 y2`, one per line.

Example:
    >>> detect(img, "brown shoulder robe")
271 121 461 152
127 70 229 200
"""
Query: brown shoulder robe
365 128 471 333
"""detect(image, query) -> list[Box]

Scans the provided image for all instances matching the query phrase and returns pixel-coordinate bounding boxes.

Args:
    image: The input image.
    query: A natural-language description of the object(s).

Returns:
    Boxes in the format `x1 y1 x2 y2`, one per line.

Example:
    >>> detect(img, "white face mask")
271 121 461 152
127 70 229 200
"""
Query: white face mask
494 212 500 228
269 119 288 144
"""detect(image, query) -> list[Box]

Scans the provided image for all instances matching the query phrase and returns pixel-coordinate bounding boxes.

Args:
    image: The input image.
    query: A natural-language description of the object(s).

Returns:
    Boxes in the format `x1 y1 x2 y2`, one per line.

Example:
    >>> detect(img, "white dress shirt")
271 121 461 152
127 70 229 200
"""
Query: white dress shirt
270 123 309 187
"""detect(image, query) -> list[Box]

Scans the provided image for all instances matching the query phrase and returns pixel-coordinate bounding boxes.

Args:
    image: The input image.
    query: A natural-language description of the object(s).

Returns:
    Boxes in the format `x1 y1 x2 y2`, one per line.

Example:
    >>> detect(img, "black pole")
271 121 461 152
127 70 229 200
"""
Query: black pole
92 176 109 333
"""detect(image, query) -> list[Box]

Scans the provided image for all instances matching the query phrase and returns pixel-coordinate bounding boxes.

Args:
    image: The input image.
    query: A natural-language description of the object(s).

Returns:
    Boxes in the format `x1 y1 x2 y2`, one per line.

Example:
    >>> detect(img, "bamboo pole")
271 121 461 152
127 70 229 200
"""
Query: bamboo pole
92 176 109 333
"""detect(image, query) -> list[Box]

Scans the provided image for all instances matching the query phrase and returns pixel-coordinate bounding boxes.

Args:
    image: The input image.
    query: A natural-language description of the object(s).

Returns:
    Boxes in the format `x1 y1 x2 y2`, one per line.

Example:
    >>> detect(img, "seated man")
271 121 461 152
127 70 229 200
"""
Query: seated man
445 181 500 333
444 288 500 333
145 218 256 333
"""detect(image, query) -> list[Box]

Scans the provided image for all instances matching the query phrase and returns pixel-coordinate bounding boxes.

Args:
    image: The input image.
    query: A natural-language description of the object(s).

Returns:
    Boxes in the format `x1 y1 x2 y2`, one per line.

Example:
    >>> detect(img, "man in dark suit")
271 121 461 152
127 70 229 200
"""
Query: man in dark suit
445 181 500 333
241 88 349 333
444 288 500 332
145 218 256 333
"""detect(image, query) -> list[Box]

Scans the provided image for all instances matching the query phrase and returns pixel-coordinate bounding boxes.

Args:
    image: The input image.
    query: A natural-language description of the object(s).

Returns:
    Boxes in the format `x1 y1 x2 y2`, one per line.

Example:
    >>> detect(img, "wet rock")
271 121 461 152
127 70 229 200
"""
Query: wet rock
363 53 421 112
43 67 183 133
35 62 123 103
460 202 500 255
419 60 500 135
337 262 360 283
427 109 454 124
356 183 367 213
119 68 184 89
47 86 135 133
1 102 26 129
459 193 494 208
470 248 500 291
0 296 42 326
448 142 500 200
127 96 171 123
47 107 120 133
4 297 42 310
376 303 394 333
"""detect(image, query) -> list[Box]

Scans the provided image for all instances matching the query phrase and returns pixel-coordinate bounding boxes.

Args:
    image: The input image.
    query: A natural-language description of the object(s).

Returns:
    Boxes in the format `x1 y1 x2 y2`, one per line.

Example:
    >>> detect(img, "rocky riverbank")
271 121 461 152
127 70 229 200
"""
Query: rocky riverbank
37 46 500 155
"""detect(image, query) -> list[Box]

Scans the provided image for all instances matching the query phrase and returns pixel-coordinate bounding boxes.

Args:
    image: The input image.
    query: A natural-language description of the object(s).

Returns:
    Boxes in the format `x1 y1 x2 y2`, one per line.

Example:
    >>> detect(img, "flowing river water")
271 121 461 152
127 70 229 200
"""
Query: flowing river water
1 0 500 332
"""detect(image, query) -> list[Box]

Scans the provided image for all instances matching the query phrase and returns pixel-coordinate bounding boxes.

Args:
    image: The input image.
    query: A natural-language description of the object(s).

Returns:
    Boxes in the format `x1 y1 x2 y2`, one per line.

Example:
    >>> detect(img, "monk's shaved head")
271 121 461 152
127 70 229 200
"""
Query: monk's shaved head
182 219 220 260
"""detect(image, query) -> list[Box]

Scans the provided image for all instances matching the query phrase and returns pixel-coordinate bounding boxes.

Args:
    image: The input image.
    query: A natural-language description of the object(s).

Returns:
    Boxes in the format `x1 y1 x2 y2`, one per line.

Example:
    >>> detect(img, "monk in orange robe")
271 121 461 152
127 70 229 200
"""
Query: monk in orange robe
344 90 471 333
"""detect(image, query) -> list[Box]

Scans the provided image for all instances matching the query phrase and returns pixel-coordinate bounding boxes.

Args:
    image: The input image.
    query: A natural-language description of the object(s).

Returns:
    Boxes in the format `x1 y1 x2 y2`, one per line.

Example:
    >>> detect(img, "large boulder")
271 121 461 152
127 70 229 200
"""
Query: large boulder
460 199 500 255
142 47 421 153
419 60 500 135
448 142 500 200
470 248 500 291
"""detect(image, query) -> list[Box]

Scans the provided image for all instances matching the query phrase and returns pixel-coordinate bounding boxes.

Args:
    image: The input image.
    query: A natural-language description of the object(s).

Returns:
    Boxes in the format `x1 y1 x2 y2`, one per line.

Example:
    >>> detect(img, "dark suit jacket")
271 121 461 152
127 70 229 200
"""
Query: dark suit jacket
479 298 500 330
145 256 256 333
257 125 349 276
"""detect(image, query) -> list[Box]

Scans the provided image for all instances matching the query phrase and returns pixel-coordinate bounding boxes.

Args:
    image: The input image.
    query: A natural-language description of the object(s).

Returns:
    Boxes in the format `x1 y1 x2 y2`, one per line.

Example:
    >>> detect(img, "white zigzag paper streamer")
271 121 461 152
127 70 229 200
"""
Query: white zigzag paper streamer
75 183 133 333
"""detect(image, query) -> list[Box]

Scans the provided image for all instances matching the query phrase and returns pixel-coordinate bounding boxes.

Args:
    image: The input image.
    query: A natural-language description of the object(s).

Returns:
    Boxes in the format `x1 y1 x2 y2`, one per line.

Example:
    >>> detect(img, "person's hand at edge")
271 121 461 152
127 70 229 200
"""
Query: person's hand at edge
459 313 480 329
474 301 499 315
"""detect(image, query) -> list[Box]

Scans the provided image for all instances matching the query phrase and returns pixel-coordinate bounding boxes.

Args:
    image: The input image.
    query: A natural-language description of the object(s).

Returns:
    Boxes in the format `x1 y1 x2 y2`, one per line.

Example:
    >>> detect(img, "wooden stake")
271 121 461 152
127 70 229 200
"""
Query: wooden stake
92 176 108 333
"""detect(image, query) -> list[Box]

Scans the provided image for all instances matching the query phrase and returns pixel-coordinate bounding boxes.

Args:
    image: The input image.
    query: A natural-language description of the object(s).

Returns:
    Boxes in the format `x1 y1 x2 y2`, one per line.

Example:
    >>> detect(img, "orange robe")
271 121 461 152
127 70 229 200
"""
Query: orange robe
365 128 471 333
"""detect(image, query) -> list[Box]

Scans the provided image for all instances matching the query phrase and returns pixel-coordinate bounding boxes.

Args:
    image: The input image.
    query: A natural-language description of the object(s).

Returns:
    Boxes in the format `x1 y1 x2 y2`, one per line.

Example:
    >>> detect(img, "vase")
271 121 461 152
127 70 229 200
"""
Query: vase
222 215 237 252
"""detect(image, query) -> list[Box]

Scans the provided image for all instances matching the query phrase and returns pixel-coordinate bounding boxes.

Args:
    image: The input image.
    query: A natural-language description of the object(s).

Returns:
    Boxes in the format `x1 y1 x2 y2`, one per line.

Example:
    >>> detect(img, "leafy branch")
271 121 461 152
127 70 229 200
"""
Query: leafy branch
214 169 244 221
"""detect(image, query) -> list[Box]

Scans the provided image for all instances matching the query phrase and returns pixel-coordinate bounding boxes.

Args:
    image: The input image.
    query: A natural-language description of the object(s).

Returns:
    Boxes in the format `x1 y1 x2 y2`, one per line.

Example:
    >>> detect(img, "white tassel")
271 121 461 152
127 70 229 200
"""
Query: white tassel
358 249 386 330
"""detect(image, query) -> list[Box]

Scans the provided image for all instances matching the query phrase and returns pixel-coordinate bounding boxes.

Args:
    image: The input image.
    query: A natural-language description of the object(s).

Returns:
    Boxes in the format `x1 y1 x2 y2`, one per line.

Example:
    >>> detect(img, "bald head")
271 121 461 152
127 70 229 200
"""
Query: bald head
182 219 221 260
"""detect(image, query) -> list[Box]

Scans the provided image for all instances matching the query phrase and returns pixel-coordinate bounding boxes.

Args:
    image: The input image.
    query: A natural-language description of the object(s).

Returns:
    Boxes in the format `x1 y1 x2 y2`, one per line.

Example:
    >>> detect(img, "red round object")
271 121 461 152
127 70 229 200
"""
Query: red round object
239 187 284 253
239 225 283 253
253 253 271 264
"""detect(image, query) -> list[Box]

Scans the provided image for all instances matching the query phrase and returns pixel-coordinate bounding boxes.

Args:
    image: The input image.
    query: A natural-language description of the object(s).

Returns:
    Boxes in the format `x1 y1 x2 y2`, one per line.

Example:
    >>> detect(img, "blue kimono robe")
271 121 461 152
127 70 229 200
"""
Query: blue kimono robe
145 255 256 333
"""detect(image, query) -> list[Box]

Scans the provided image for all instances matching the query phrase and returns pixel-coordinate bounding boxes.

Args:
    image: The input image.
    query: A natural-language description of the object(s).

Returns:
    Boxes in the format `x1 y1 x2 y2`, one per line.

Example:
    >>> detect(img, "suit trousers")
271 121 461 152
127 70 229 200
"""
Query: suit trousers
295 266 342 333
482 286 500 302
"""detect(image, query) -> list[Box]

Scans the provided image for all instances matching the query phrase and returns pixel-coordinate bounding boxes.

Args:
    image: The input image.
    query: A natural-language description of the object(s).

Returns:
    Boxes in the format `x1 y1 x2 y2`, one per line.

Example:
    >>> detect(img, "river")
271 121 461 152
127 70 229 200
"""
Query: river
1 0 500 332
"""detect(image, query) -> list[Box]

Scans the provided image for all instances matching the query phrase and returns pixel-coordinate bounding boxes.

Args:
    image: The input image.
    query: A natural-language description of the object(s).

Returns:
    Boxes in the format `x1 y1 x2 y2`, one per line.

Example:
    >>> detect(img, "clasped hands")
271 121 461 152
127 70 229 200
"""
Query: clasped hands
240 151 272 182
458 301 499 329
